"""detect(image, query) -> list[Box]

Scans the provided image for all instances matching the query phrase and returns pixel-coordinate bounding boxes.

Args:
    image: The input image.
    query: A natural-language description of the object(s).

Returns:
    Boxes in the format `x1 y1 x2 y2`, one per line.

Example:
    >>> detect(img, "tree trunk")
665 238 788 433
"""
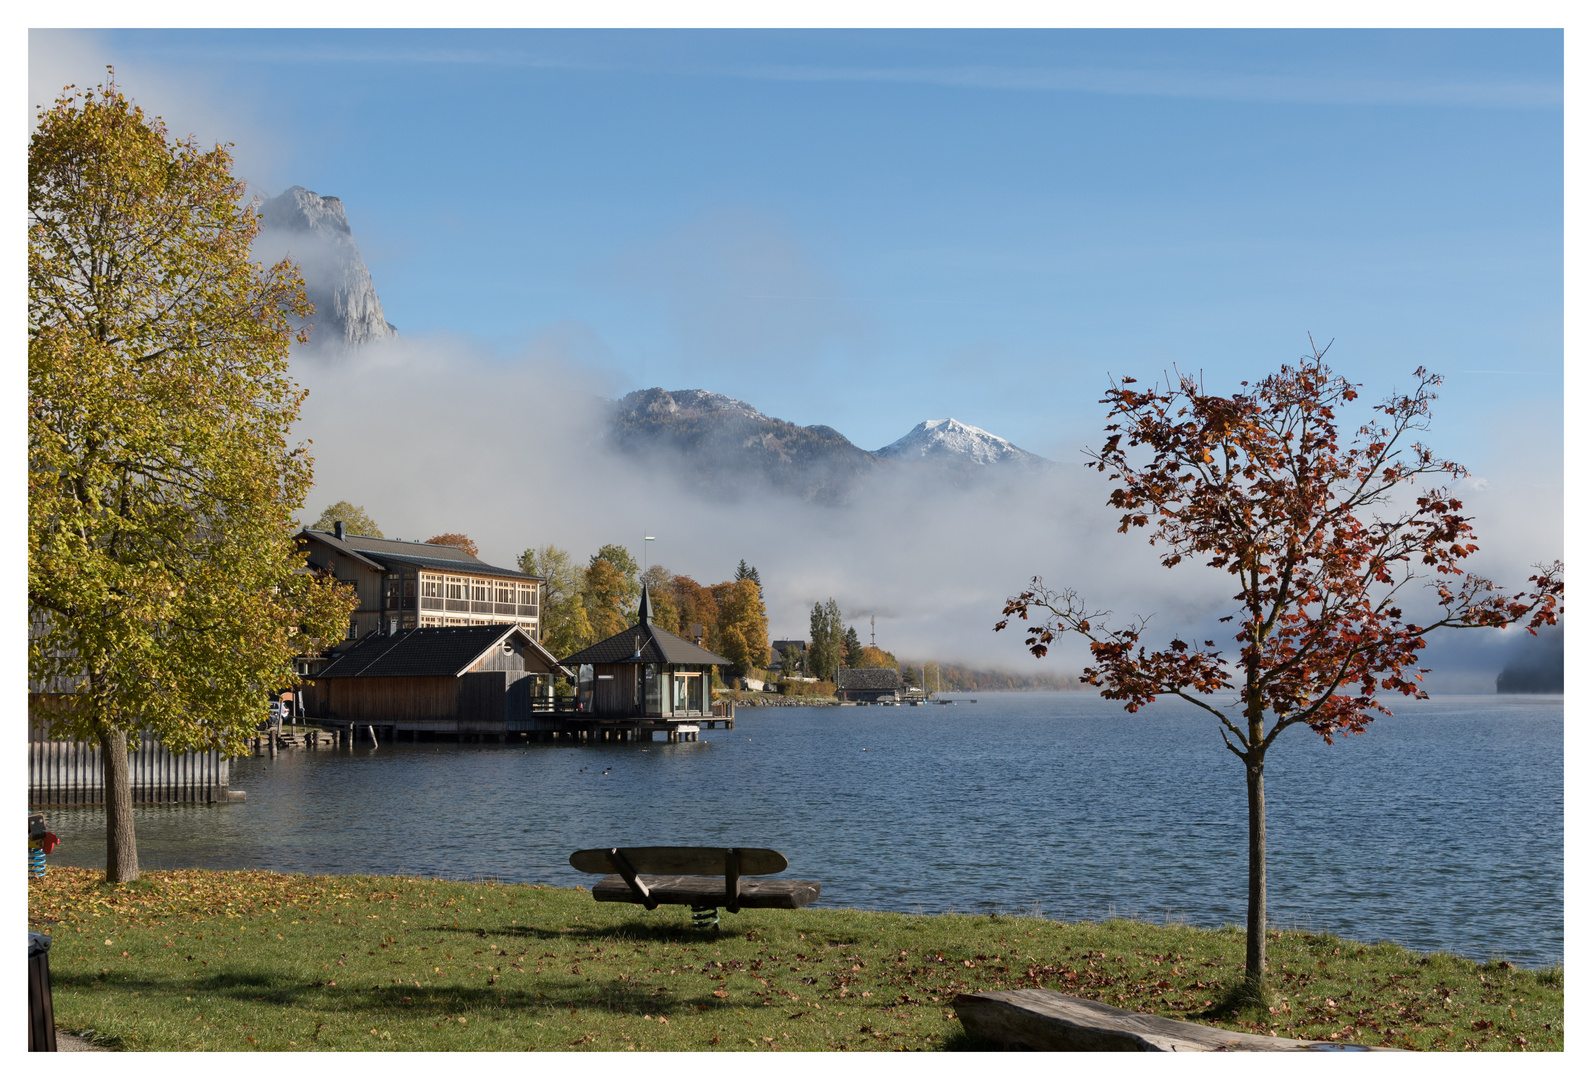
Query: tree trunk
100 727 139 884
1244 753 1266 986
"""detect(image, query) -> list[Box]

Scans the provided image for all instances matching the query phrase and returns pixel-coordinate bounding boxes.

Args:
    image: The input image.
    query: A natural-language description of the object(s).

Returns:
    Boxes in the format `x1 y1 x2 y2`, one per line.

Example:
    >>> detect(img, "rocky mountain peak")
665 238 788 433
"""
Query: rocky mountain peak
255 186 395 352
619 388 768 422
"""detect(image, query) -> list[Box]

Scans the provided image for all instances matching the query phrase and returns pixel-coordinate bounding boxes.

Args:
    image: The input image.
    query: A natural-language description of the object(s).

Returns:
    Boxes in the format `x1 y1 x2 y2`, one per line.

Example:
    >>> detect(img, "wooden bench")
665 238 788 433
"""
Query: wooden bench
569 847 821 927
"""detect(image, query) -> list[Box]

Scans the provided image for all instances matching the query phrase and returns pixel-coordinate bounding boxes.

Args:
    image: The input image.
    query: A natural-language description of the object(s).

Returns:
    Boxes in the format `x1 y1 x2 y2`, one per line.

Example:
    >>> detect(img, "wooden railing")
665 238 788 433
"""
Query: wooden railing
30 732 231 806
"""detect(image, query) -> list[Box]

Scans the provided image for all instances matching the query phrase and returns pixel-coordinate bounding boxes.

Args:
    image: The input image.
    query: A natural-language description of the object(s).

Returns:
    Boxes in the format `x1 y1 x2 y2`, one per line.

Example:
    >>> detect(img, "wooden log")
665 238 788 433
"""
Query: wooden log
570 846 788 876
952 990 1402 1052
590 874 821 910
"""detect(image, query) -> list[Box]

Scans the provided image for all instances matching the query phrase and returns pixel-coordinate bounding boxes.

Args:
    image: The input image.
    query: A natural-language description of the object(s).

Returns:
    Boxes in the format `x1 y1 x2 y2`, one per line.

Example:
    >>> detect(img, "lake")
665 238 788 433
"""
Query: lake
42 692 1563 967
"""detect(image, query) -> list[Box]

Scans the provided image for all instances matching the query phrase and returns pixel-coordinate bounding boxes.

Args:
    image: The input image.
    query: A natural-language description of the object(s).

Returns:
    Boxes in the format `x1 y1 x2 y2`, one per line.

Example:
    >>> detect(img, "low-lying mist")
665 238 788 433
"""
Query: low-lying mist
291 333 1561 694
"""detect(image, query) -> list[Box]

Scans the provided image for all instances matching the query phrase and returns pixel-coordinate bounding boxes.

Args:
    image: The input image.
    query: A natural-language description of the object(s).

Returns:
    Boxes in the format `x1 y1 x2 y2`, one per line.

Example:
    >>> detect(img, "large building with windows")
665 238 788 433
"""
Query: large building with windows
297 522 542 641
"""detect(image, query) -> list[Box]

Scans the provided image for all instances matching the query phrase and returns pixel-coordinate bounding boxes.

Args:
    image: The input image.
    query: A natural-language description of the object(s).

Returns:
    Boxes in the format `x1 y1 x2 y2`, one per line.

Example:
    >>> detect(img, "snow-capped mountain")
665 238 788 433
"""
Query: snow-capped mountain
608 392 1048 502
875 418 1046 467
254 186 396 352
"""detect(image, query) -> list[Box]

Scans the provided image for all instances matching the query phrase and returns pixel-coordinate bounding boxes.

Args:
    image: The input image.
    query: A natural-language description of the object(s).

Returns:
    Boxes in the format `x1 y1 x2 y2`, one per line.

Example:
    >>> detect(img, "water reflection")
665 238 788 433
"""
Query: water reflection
43 693 1563 966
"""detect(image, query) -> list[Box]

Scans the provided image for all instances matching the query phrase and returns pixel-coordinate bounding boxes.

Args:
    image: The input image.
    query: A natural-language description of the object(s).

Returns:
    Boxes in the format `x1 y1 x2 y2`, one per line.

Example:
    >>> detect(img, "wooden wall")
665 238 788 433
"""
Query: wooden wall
467 637 558 674
592 663 639 715
30 731 231 806
319 675 461 722
310 671 547 729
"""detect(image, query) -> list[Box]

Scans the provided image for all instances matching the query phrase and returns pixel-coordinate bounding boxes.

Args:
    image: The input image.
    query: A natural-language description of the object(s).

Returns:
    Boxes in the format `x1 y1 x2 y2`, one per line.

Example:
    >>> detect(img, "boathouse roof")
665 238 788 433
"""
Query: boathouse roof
560 586 731 667
298 529 539 581
835 667 902 691
314 624 569 679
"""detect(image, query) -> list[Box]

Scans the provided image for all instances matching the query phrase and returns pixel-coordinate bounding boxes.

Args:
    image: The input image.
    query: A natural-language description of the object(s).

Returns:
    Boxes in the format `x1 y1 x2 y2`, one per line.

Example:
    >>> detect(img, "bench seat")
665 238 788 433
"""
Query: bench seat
592 874 821 909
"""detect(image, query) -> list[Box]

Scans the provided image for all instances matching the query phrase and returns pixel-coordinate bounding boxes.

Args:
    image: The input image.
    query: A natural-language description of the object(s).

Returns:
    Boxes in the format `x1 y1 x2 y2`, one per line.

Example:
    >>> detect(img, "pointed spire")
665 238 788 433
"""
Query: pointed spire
638 582 652 626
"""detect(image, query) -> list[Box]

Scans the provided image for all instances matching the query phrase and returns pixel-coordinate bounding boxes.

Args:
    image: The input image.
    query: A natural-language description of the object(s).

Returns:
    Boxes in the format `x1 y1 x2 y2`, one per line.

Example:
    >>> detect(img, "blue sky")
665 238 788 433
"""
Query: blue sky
25 28 1566 673
31 29 1562 457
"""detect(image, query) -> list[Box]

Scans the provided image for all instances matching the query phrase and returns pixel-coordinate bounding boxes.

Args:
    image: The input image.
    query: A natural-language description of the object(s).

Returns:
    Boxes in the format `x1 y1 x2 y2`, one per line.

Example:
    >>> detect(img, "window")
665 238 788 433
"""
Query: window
472 580 489 602
385 574 401 609
644 663 661 714
674 672 703 714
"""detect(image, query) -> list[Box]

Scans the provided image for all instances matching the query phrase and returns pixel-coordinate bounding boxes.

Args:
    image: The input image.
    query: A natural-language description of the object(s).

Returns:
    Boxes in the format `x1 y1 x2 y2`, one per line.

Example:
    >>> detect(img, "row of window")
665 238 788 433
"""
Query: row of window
385 573 539 610
415 573 537 606
347 613 538 639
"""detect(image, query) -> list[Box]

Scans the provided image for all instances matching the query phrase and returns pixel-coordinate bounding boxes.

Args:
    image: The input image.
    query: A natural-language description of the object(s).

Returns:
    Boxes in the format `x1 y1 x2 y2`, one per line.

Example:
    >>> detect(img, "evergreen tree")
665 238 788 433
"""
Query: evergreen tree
842 625 863 668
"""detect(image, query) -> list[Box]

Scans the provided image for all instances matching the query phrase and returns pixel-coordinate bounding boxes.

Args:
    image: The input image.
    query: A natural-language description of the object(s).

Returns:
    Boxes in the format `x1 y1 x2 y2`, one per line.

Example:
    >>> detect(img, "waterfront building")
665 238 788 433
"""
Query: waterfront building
559 586 729 720
834 667 903 703
299 623 569 734
297 521 543 641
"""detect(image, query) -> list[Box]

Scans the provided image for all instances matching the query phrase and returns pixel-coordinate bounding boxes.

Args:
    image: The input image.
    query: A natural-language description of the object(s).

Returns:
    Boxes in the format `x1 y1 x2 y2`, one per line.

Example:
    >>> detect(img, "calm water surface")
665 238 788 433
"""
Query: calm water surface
46 693 1563 966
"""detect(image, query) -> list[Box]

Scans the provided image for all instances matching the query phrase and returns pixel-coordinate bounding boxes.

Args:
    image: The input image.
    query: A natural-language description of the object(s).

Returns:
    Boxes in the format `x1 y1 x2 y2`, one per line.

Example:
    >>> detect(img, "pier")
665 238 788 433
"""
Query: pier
262 700 733 751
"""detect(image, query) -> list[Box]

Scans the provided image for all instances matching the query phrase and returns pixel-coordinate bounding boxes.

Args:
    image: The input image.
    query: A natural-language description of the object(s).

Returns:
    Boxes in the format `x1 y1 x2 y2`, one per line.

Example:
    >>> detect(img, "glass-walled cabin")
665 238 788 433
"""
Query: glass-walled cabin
576 662 712 718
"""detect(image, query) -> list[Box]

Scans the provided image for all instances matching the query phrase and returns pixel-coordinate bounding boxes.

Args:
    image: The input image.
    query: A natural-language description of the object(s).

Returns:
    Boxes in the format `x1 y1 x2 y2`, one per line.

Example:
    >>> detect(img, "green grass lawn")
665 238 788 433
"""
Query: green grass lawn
29 868 1561 1051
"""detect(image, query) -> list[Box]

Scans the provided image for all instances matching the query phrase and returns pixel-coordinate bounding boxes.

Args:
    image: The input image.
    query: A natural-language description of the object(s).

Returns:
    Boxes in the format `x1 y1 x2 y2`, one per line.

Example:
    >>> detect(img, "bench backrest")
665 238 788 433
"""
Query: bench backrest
569 846 787 877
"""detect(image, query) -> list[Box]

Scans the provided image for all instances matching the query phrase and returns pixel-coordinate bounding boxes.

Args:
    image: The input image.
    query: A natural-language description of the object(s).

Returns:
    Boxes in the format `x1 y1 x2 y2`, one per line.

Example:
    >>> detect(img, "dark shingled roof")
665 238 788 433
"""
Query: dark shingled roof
835 668 902 691
298 530 539 581
314 625 569 679
560 621 730 667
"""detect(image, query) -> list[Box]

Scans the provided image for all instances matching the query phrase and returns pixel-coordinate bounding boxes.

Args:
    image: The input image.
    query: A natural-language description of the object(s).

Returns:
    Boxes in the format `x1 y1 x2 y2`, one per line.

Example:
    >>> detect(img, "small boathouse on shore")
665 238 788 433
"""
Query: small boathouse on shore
835 667 903 703
301 623 570 740
556 586 732 742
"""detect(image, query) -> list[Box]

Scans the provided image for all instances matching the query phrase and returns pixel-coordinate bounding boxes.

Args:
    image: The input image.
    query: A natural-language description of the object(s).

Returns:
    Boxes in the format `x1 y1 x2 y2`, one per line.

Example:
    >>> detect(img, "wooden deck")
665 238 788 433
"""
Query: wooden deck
278 701 733 749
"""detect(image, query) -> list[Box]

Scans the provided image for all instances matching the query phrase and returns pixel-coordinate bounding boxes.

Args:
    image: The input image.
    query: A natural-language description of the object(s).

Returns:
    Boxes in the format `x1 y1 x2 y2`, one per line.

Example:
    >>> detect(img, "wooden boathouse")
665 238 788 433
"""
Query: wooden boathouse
835 667 903 703
301 623 571 742
555 586 734 743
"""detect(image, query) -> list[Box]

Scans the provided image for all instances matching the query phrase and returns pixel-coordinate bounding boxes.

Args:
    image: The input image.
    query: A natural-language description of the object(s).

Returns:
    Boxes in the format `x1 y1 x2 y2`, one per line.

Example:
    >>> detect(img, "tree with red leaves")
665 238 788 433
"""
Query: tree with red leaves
424 532 479 558
996 342 1561 993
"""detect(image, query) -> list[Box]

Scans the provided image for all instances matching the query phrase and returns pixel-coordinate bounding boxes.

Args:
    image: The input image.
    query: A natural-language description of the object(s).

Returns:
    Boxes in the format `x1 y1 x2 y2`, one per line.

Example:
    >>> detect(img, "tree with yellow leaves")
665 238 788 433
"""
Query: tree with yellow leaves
29 75 355 883
715 577 770 678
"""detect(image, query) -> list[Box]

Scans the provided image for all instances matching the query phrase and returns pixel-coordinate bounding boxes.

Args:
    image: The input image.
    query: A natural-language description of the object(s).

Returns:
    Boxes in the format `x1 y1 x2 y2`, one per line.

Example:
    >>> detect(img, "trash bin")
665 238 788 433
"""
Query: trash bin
29 931 56 1052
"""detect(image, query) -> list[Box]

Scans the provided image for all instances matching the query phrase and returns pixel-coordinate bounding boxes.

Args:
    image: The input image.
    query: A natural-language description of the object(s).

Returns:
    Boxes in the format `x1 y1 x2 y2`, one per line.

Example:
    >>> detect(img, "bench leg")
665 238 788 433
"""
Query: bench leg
690 906 719 930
